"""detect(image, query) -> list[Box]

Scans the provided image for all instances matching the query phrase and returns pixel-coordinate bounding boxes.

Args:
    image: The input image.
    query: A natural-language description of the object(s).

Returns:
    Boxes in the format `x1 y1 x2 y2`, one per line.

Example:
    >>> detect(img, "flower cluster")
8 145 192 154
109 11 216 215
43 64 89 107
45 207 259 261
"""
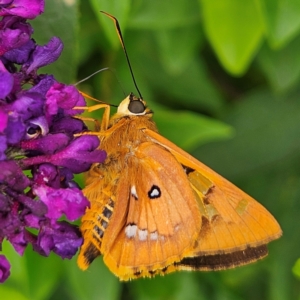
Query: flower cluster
0 0 106 283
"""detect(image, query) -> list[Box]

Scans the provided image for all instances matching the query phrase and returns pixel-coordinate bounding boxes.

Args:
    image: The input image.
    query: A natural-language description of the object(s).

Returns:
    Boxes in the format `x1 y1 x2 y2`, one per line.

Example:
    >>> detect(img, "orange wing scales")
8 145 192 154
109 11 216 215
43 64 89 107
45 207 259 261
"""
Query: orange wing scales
77 95 282 280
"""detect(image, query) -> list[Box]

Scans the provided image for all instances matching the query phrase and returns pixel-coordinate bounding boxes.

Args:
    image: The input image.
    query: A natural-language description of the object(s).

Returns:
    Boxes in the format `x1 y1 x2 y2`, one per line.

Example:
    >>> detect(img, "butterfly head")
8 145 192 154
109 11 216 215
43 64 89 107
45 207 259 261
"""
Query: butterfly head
117 93 152 116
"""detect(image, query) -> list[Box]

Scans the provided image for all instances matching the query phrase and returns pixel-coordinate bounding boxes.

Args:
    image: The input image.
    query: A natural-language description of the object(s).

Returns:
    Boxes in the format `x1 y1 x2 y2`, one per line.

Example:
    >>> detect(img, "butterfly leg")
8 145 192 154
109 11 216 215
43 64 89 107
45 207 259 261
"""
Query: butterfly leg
74 103 111 132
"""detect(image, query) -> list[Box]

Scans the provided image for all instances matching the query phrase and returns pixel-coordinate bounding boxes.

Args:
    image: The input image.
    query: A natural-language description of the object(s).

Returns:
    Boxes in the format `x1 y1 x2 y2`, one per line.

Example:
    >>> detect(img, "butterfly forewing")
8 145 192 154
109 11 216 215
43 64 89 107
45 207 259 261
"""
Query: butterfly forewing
144 129 282 263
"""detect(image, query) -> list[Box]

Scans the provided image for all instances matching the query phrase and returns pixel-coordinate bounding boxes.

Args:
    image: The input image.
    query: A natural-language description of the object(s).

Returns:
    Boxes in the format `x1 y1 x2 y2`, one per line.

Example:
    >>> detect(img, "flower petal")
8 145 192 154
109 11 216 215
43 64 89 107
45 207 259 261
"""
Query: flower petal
0 0 44 19
36 221 82 258
25 37 63 74
21 133 70 154
34 184 89 221
0 160 30 191
0 16 32 55
0 255 10 283
0 60 13 98
45 83 86 118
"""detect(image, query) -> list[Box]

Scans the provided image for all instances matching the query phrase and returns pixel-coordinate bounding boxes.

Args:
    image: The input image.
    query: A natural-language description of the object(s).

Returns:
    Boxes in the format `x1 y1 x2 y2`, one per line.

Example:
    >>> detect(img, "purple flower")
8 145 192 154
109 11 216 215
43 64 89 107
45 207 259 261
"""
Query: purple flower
22 135 106 173
35 221 83 258
34 185 90 221
0 0 44 19
0 60 13 97
24 37 63 74
0 255 10 283
0 16 33 55
0 0 106 283
45 82 86 119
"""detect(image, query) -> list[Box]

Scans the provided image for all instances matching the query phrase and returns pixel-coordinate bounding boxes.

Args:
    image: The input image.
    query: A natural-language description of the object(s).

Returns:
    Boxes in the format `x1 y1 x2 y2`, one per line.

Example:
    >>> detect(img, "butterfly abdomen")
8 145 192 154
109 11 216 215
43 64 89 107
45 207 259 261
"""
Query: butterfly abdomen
78 194 115 270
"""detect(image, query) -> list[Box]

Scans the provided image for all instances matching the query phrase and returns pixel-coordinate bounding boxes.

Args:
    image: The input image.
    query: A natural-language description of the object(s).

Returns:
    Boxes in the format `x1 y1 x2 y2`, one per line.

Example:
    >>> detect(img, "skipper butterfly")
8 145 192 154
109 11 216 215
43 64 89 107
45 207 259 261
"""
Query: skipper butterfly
77 12 282 281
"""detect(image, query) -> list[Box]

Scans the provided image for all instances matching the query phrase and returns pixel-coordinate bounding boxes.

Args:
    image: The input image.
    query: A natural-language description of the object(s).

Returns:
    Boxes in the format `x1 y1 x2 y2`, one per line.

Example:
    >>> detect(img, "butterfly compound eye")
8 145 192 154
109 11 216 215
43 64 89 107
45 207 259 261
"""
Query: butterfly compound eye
128 100 145 114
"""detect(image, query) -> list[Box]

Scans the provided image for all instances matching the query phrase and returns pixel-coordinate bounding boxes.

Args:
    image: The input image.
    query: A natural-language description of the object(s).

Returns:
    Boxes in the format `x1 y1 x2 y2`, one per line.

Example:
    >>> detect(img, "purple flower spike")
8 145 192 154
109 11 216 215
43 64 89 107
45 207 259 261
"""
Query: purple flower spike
0 255 10 283
0 0 44 19
25 37 63 74
0 0 107 283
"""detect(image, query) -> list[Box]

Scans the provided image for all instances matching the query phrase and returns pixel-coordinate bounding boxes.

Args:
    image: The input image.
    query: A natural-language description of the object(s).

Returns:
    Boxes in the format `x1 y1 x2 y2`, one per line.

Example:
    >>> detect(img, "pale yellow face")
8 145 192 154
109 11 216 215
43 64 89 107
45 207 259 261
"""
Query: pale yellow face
117 95 147 116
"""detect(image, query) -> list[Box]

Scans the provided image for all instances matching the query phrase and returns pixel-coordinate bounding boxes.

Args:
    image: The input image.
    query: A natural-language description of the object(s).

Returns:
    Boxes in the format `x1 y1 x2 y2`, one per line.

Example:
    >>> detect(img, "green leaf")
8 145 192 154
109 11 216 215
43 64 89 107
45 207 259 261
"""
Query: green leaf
154 107 234 151
105 29 225 113
1 241 30 296
155 25 204 75
77 1 104 66
31 0 79 83
1 242 61 300
128 0 200 29
292 259 300 279
200 0 263 75
259 0 300 48
0 288 30 300
257 35 300 92
25 251 62 300
130 272 206 300
193 88 300 179
89 0 131 49
64 258 121 300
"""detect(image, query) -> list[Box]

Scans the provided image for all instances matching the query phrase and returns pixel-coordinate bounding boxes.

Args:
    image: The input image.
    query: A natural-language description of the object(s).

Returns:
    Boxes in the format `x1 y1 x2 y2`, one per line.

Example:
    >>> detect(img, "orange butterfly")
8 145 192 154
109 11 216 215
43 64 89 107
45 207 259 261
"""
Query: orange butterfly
77 12 282 281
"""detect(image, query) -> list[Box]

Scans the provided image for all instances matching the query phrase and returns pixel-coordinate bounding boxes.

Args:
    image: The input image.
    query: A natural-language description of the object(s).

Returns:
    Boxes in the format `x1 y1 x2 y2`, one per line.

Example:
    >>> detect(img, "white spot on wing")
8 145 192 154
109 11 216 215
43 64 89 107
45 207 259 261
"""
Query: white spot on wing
151 189 159 197
150 231 158 240
125 224 137 238
131 185 138 199
138 229 148 241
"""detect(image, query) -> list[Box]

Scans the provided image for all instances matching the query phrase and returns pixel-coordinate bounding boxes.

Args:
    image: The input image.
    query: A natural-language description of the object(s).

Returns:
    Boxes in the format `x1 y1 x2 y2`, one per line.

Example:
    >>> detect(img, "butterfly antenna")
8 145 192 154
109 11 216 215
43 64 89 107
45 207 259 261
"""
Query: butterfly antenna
100 11 143 100
74 67 109 85
75 67 126 98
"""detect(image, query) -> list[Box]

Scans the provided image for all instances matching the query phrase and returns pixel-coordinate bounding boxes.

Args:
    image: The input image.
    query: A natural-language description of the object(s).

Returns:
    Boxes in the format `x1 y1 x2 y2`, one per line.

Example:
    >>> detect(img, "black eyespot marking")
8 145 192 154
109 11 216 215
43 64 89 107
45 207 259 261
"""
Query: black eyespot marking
148 185 161 199
103 207 112 219
128 100 145 114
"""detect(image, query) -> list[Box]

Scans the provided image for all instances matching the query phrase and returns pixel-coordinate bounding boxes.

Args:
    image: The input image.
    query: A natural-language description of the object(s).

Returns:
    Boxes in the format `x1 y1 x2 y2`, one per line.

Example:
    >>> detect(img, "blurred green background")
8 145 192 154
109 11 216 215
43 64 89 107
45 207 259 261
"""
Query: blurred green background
2 0 300 299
